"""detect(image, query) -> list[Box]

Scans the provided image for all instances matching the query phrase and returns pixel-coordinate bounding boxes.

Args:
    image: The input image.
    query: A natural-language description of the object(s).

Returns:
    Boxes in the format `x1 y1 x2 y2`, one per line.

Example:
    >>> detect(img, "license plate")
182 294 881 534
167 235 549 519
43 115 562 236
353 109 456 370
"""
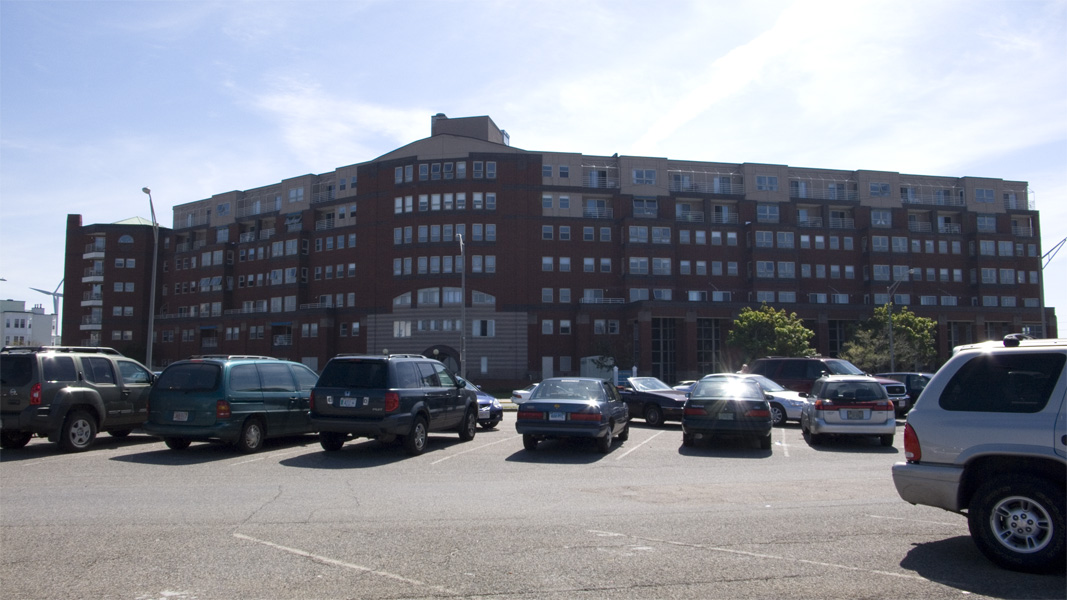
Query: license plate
717 412 734 420
340 397 358 408
172 411 188 422
549 411 566 422
845 410 865 420
478 407 490 417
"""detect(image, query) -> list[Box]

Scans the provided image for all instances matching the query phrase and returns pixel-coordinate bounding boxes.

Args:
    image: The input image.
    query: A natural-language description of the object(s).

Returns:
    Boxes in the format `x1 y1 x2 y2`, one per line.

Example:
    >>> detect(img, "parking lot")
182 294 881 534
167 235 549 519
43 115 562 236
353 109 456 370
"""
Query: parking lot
2 416 1064 599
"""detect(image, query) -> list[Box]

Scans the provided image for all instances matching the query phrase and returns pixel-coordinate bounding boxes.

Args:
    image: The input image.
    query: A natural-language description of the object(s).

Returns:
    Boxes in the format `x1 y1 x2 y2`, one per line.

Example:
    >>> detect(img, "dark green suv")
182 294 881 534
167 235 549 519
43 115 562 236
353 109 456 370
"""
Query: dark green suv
142 355 320 453
309 354 478 455
0 346 154 452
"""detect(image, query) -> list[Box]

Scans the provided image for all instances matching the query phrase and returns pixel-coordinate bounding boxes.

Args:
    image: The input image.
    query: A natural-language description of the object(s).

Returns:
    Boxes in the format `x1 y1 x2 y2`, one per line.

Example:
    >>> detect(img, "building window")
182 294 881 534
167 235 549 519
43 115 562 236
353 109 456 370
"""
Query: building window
757 204 779 223
756 176 778 191
869 182 890 197
975 188 995 202
633 169 656 185
543 165 553 178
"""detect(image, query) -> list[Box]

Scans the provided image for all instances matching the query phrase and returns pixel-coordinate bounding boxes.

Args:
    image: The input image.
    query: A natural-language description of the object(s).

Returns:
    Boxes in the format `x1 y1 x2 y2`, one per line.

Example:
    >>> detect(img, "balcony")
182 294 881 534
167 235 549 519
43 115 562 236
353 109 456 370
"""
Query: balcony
900 193 966 207
312 190 336 204
579 297 625 304
201 337 219 348
828 217 855 229
669 180 745 195
286 223 302 233
939 224 962 234
259 228 275 240
81 292 103 307
788 188 860 201
675 212 705 223
315 219 335 231
1012 225 1035 237
175 242 191 253
709 213 739 225
81 269 104 283
797 217 824 228
582 207 614 219
908 222 933 233
79 316 102 331
272 334 293 346
239 231 257 243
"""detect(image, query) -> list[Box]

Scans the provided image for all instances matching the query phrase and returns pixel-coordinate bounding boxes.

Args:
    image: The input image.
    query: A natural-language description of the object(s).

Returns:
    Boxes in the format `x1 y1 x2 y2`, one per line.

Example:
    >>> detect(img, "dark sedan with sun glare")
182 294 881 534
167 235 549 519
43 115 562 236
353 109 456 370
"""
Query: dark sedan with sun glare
617 376 688 427
515 377 629 453
681 376 773 450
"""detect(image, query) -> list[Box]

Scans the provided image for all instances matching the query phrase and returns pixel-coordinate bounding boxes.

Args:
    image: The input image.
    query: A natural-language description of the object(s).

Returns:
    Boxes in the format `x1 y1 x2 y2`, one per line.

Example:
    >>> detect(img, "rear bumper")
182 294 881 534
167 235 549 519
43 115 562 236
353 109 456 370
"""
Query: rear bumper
1 407 64 435
142 419 243 443
310 413 413 438
681 417 771 437
891 461 963 512
806 415 896 436
515 421 608 439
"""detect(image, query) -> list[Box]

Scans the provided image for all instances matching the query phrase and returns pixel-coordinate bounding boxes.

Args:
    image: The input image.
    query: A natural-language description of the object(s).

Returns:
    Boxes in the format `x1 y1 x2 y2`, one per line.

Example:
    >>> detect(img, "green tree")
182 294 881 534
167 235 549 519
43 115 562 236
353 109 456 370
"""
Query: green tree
726 305 816 365
840 304 938 372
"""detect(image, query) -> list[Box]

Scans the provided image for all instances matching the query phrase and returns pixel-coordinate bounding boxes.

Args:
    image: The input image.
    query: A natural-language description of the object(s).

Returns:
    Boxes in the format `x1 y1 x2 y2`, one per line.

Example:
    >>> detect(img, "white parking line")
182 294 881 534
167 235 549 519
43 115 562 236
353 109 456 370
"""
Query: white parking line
230 445 315 466
586 529 927 581
234 533 457 594
615 430 666 460
431 435 514 465
777 427 790 457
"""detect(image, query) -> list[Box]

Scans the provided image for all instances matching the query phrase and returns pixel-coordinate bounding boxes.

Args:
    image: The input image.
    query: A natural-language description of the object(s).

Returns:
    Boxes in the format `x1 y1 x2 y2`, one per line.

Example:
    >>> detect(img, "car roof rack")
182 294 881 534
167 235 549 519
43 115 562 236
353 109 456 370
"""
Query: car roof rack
334 353 426 359
0 345 124 356
187 354 278 360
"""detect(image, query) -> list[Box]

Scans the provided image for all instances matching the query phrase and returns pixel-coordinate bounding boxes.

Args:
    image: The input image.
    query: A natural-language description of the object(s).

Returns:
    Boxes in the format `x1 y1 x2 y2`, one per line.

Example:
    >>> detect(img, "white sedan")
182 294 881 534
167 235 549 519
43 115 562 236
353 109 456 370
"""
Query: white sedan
510 383 538 404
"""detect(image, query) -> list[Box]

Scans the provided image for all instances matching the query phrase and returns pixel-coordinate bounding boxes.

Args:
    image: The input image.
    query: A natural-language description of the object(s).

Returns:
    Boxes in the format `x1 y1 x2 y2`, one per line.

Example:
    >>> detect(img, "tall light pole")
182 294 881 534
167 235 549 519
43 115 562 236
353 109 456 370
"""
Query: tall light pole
142 187 159 369
886 269 917 372
457 233 466 378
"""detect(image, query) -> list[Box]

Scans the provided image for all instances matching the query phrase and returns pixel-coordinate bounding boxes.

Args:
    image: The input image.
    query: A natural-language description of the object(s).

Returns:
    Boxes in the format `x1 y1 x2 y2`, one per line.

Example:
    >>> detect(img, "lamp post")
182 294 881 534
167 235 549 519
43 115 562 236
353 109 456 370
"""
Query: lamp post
142 187 159 370
886 269 917 372
457 233 466 378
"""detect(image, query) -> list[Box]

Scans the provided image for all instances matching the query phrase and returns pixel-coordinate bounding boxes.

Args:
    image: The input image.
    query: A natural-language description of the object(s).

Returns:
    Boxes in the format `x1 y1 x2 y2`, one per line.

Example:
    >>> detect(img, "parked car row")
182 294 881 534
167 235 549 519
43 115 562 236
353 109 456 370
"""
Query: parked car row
0 347 497 457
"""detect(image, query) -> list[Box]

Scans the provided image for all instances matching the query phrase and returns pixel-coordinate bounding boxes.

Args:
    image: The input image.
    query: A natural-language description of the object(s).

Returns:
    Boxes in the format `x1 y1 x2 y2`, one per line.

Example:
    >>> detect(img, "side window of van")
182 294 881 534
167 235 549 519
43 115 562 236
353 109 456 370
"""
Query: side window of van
434 363 456 387
230 364 261 392
394 362 420 389
939 352 1065 413
258 363 296 392
291 365 319 391
415 362 439 387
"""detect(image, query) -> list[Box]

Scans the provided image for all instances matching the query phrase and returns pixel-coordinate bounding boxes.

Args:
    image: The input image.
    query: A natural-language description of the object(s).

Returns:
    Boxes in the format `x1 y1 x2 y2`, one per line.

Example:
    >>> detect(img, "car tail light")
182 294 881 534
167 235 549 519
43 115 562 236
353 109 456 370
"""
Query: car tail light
683 405 707 416
517 410 543 420
813 399 834 411
570 409 602 422
744 407 770 418
384 392 399 413
309 390 316 411
30 383 41 405
871 401 895 411
216 400 231 419
903 423 921 462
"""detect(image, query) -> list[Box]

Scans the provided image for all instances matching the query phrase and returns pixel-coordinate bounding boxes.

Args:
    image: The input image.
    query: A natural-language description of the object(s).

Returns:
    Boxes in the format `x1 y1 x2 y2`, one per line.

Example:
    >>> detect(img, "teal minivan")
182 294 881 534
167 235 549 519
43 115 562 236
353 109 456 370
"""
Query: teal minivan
143 356 319 453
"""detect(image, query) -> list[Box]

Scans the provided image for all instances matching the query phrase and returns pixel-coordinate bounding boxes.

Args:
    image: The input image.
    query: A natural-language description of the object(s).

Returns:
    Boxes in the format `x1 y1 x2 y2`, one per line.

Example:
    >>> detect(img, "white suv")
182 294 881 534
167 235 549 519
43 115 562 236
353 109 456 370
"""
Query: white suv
891 336 1066 573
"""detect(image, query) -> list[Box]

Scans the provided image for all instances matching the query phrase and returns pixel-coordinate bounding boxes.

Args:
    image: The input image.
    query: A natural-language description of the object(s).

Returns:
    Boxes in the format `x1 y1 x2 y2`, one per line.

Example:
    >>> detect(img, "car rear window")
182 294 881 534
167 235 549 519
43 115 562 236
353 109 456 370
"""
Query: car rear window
317 360 388 388
157 363 221 391
824 382 885 401
939 352 1065 413
1 355 33 386
532 380 606 401
691 379 762 400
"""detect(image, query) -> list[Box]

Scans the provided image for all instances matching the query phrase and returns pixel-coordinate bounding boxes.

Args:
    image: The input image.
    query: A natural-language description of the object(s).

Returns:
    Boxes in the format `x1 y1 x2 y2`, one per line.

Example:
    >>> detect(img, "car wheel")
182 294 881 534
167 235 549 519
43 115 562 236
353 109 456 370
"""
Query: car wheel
164 437 191 450
458 408 477 442
803 426 822 446
643 404 664 427
618 422 630 442
320 432 345 452
235 418 265 454
59 410 97 452
968 475 1066 573
522 433 538 451
596 428 612 454
880 434 895 447
108 429 133 438
682 432 695 447
769 403 786 427
0 431 33 449
402 416 428 456
759 432 772 450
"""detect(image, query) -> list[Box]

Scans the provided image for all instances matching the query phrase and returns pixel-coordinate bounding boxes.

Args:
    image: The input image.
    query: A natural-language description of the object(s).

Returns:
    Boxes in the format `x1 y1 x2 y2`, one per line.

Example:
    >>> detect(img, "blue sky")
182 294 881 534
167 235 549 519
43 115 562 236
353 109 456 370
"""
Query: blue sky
2 0 1065 328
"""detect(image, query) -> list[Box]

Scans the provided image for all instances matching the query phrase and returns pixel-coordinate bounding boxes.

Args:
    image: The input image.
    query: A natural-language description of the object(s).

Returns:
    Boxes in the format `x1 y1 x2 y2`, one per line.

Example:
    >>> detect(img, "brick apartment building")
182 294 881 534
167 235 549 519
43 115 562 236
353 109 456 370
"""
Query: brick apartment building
62 114 1054 386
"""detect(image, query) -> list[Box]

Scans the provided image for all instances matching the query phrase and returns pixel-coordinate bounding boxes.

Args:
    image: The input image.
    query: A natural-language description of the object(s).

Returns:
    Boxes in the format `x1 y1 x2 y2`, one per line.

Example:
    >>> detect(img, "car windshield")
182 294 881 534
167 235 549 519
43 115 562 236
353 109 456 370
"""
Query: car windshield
156 363 221 391
691 378 763 400
747 374 786 392
628 377 672 392
531 379 605 401
826 360 865 375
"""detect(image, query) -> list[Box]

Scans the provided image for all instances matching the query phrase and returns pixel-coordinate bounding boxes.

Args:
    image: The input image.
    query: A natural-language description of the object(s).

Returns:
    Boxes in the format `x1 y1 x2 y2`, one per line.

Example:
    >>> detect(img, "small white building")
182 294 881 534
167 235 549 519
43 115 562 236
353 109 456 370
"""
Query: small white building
2 300 58 347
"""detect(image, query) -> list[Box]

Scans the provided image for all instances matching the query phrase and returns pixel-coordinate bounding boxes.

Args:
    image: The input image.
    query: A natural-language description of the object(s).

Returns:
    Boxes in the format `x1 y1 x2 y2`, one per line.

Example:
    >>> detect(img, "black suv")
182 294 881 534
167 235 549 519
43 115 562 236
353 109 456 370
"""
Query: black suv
743 356 866 394
309 354 478 455
0 346 154 452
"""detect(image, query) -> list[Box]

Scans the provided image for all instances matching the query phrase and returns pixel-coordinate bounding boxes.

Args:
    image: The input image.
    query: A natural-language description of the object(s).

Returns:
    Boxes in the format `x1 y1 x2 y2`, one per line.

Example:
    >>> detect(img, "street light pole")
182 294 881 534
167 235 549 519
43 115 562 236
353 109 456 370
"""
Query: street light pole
457 233 466 378
142 187 159 370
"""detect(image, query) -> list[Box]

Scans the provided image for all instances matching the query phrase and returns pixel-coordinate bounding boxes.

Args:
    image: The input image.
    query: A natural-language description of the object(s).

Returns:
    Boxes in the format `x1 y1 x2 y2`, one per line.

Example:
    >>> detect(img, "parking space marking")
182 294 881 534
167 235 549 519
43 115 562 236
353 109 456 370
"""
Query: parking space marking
777 427 790 457
230 445 316 466
586 529 927 582
234 533 457 595
615 430 666 461
430 435 515 465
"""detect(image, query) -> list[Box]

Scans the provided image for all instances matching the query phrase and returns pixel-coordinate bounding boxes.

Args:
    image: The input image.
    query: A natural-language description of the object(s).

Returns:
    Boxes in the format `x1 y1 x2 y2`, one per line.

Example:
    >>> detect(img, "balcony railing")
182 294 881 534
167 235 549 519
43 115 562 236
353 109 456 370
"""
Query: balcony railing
239 232 256 243
286 223 302 233
901 194 966 207
259 228 275 240
272 334 293 346
315 219 335 231
797 217 823 228
84 242 106 253
201 338 219 348
908 222 933 233
675 212 705 223
669 181 745 195
579 297 625 304
82 292 103 301
83 268 104 277
582 207 614 219
223 307 269 315
312 190 336 204
81 316 102 325
788 188 860 201
1012 225 1034 237
709 213 739 225
829 217 855 229
175 242 190 252
939 224 962 234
